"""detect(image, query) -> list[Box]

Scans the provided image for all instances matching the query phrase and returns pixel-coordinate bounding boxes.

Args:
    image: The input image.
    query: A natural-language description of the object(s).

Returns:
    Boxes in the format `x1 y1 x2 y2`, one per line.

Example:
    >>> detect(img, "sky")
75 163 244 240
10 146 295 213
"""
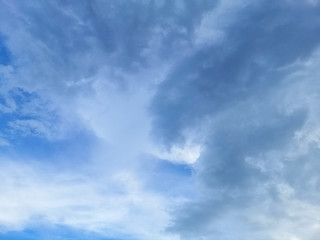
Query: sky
0 0 320 240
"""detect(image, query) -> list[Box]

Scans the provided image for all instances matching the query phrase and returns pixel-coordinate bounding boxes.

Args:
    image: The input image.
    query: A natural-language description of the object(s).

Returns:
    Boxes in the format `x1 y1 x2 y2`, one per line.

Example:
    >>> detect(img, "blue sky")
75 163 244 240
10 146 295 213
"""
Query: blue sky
0 0 320 239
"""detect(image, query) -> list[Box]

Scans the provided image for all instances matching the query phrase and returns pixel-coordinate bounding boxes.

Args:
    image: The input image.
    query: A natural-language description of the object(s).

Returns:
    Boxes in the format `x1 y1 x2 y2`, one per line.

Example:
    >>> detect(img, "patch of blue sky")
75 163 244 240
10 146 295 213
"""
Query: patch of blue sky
0 88 39 116
142 156 195 197
0 88 97 164
0 34 10 66
0 226 127 240
156 160 193 177
0 129 97 166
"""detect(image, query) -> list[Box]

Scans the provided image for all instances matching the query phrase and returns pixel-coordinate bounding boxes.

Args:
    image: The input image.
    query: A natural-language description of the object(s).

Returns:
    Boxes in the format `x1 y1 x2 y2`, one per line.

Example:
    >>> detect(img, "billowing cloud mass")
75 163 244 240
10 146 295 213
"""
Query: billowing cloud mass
0 0 320 239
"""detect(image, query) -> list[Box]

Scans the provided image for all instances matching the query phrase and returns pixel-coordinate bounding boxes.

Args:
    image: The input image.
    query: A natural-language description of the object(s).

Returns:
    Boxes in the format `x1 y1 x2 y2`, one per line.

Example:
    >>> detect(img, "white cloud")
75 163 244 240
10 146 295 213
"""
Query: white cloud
193 0 251 47
8 119 51 137
0 137 9 146
1 1 320 240
0 2 186 238
152 143 202 164
0 160 179 240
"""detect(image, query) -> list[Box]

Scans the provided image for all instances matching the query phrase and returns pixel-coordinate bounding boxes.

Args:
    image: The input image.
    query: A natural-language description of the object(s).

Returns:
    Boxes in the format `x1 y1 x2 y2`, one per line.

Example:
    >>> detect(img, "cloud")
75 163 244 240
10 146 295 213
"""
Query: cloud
148 0 320 239
1 0 320 240
0 159 179 240
0 1 219 239
152 143 202 164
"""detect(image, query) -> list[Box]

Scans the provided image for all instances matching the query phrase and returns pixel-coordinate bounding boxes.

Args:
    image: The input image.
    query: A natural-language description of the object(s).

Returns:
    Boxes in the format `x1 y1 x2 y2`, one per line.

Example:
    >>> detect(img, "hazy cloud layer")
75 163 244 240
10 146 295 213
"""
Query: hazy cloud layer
0 0 320 240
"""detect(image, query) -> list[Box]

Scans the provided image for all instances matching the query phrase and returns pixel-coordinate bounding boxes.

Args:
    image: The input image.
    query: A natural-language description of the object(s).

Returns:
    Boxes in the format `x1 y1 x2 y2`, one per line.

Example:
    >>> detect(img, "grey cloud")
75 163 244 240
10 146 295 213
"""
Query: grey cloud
0 1 220 136
199 105 307 190
168 104 308 239
151 0 320 145
148 0 320 239
0 0 218 92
